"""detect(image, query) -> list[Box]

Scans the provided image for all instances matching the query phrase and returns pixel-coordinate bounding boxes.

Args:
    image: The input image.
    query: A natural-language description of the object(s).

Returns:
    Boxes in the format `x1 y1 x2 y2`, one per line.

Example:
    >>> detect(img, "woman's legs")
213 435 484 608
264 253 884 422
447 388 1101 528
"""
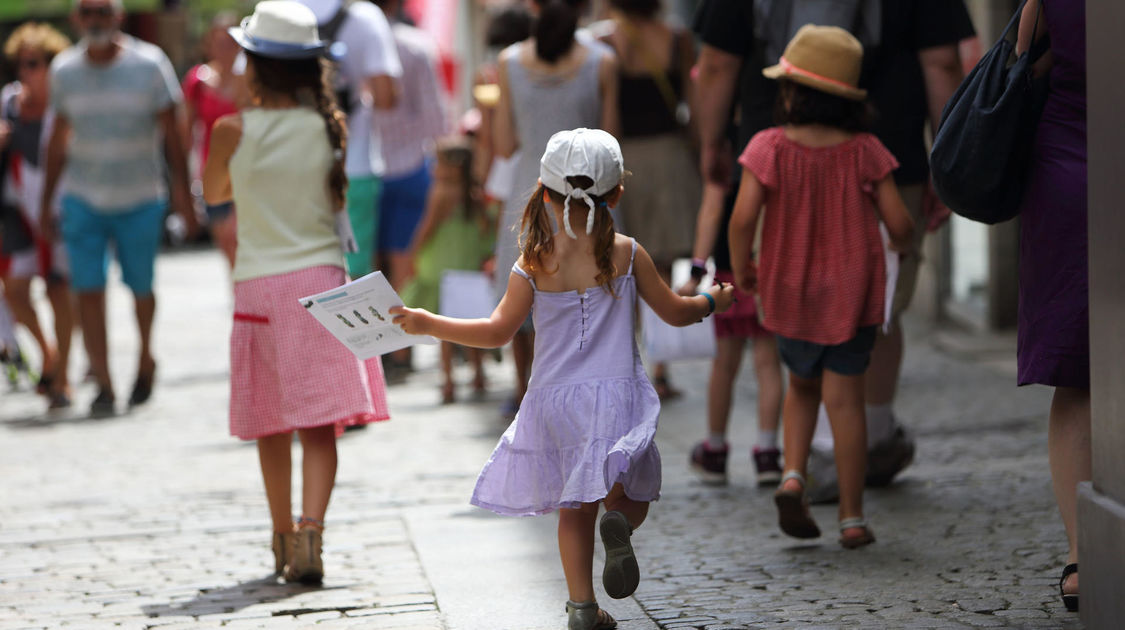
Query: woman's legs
3 276 54 375
706 336 746 439
751 336 784 443
296 425 338 524
1048 385 1091 595
821 370 868 533
440 341 455 402
45 278 73 396
469 347 486 392
257 432 293 533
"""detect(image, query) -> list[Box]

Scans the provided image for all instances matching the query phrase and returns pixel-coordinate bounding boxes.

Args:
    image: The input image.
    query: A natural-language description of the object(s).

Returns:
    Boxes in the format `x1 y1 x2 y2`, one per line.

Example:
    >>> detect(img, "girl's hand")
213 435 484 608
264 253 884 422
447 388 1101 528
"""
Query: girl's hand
677 278 700 297
733 260 757 294
389 306 431 336
709 282 736 314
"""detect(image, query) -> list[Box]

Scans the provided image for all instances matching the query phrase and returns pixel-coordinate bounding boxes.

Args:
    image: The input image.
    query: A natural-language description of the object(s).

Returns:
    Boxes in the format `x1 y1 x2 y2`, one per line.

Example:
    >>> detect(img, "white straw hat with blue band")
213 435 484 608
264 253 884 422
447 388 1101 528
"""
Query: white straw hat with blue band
229 1 327 59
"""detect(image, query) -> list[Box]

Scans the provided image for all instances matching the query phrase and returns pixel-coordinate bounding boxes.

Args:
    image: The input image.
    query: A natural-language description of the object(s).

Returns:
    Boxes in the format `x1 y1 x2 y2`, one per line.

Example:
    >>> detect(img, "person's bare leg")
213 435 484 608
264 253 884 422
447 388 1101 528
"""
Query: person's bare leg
440 341 455 402
134 294 156 378
296 425 337 523
864 320 902 406
4 277 53 372
46 280 74 398
512 330 533 405
651 264 679 399
821 370 868 535
1048 385 1091 596
752 336 784 436
779 372 821 489
558 504 598 603
707 336 745 437
603 483 649 530
78 291 111 392
257 432 294 533
469 348 486 392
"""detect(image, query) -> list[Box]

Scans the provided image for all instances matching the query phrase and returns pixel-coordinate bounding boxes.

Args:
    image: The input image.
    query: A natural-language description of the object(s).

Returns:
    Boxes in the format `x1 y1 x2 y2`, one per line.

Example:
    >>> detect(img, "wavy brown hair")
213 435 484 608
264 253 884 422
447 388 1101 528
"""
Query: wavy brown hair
245 51 348 211
519 175 620 296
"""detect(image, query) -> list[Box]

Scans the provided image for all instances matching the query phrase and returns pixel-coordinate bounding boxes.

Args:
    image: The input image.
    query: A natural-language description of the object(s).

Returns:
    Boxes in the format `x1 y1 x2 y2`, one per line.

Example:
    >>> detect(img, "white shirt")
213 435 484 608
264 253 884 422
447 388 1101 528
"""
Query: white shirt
296 0 402 178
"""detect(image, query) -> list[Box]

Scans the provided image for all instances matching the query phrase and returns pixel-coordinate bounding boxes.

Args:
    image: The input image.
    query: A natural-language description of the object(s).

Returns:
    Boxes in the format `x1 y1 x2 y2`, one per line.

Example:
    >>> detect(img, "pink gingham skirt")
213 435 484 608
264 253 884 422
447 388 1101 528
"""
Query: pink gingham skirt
229 265 390 440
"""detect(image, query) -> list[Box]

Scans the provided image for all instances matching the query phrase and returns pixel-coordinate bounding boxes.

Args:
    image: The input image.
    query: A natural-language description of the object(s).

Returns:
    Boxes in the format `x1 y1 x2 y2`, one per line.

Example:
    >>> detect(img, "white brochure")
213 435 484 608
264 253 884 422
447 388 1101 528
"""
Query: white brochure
299 271 437 359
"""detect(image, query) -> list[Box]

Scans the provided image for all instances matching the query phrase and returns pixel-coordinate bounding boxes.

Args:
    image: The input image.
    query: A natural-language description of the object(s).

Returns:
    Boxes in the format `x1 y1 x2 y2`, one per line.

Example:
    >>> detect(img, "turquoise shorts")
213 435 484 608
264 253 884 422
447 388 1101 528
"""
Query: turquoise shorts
61 195 166 295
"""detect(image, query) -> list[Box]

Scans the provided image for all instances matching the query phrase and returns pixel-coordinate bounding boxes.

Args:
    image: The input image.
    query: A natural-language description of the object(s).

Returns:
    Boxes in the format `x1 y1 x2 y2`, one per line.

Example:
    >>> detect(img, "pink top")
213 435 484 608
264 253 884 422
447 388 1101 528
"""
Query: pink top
738 127 899 345
182 64 238 171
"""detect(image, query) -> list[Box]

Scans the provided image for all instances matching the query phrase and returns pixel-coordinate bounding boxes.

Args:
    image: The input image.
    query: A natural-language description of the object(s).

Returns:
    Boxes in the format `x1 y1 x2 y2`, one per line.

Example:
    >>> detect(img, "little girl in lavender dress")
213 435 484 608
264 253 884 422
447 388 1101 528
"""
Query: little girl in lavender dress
391 128 734 630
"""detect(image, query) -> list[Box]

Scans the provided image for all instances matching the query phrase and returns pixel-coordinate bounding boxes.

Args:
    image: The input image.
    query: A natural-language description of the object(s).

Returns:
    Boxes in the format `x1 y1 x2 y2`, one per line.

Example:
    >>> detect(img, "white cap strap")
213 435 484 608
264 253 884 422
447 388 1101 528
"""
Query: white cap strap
562 187 597 240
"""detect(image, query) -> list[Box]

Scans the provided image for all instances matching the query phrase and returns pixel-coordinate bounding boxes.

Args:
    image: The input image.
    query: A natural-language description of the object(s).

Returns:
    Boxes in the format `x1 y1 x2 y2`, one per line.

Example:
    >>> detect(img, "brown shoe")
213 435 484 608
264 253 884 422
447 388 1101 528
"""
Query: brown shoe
284 527 324 584
271 531 294 575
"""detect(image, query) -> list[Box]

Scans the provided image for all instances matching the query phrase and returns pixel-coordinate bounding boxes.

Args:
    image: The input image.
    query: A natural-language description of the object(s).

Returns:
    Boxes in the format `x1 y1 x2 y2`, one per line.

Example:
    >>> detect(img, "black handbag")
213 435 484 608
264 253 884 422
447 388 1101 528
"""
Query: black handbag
929 0 1051 225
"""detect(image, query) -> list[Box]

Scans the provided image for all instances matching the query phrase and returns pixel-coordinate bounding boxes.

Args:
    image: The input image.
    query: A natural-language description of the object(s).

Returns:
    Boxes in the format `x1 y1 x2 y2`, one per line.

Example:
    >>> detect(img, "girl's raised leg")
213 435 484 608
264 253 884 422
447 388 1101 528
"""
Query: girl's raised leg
257 432 293 532
603 483 649 530
822 370 869 542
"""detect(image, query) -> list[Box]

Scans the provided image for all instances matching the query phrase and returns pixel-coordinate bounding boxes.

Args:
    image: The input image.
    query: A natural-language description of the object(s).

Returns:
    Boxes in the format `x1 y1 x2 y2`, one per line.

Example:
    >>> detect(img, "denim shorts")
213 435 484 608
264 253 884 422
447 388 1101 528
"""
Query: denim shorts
777 326 878 379
378 162 431 253
61 195 165 295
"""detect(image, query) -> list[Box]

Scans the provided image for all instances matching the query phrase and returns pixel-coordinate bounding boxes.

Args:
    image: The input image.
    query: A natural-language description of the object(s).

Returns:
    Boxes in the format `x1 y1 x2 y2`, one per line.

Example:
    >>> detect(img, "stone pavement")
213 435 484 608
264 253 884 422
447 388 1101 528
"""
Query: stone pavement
0 250 1085 629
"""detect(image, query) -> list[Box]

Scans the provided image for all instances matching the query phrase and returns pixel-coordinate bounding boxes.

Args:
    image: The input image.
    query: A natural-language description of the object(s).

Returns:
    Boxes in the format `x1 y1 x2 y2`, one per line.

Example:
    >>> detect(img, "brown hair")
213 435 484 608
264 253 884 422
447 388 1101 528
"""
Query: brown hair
245 51 348 211
520 175 619 295
434 137 486 224
4 22 71 63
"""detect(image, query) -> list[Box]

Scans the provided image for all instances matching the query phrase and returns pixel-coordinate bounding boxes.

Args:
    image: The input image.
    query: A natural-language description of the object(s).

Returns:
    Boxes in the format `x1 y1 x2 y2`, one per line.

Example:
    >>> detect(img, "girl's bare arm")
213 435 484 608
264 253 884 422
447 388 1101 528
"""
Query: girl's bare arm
202 113 241 205
873 176 915 253
634 242 733 326
390 269 533 348
728 168 764 292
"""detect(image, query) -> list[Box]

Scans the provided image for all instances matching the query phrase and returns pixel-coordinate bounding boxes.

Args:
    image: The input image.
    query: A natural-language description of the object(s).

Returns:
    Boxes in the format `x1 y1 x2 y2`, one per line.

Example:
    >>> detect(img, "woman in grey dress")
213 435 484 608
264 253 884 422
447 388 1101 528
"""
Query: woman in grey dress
492 0 619 416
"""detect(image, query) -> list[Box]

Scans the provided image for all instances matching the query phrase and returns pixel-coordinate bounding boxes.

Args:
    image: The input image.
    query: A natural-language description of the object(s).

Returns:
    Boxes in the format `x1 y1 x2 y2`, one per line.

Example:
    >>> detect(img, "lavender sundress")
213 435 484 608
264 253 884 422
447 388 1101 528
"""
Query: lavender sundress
471 239 662 516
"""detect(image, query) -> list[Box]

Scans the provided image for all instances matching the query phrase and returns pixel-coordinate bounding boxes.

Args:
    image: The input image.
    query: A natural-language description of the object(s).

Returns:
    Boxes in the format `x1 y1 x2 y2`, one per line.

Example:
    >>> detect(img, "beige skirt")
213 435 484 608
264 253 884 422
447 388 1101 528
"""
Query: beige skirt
617 133 701 267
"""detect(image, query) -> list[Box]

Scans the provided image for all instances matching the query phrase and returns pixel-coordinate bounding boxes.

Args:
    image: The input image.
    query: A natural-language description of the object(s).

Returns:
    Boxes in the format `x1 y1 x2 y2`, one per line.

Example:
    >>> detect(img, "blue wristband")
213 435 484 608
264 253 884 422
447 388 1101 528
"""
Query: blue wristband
702 292 716 316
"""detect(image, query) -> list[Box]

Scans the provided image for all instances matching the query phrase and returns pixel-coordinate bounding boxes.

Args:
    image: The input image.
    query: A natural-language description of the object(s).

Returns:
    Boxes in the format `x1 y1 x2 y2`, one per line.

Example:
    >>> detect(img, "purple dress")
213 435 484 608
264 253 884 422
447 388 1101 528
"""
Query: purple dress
1017 0 1088 389
471 240 662 516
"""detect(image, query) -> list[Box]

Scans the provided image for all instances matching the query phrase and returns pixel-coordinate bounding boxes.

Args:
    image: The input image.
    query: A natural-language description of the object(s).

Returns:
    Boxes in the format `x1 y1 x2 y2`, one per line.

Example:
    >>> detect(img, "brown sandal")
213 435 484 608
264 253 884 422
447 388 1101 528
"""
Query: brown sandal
773 471 822 539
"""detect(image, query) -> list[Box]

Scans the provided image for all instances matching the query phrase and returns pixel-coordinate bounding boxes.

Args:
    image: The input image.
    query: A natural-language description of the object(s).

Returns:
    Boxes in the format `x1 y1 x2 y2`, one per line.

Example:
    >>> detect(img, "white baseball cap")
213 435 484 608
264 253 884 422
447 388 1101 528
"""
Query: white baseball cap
539 128 624 239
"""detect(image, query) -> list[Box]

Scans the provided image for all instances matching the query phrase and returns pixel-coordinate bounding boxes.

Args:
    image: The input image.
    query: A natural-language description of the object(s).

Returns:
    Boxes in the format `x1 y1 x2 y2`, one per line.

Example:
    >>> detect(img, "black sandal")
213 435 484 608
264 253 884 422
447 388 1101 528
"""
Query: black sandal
1059 563 1078 612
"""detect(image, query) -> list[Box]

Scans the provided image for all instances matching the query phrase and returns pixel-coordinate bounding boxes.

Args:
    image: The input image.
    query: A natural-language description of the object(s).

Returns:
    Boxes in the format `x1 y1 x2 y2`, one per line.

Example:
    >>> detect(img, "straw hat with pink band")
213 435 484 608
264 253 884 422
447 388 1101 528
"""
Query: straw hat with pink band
762 24 867 101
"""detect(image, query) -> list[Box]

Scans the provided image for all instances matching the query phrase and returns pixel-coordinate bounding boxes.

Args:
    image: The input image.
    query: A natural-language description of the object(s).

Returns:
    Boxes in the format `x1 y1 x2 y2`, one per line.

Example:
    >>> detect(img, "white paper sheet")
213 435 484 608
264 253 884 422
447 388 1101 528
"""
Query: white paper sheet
439 270 497 319
299 271 437 360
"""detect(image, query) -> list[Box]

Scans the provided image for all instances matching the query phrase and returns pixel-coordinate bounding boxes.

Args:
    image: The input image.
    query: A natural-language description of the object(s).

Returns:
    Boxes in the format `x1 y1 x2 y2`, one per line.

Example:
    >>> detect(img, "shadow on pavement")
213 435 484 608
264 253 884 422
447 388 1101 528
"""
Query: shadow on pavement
140 576 354 618
0 407 136 429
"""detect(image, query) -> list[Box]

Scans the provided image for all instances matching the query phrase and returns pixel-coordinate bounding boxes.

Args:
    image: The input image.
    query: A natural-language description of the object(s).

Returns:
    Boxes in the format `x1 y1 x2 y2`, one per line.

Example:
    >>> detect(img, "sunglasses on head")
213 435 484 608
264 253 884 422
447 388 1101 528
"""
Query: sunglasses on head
78 5 115 18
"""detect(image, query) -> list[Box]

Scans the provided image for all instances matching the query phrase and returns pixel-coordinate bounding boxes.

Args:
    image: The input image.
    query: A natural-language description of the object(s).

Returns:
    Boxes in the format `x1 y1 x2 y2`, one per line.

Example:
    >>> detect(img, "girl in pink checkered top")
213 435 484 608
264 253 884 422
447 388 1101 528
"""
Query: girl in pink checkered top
728 26 914 549
203 2 389 584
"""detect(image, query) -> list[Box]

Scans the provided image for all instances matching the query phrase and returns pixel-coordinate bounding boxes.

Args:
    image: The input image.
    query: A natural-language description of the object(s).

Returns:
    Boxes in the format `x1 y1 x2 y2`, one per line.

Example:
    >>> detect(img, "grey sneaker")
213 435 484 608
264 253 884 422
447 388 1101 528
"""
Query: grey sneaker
599 511 639 599
866 426 915 487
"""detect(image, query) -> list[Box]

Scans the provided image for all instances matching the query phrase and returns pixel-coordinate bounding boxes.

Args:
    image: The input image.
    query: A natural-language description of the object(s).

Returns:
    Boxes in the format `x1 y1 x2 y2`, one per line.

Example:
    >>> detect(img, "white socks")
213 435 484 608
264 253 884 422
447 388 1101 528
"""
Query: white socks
811 402 897 452
865 403 896 448
707 433 727 449
756 430 778 451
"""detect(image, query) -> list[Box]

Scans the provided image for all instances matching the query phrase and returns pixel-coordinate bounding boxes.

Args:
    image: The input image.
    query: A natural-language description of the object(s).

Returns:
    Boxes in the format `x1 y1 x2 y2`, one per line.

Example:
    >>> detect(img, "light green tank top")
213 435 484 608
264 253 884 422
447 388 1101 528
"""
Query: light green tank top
230 107 344 282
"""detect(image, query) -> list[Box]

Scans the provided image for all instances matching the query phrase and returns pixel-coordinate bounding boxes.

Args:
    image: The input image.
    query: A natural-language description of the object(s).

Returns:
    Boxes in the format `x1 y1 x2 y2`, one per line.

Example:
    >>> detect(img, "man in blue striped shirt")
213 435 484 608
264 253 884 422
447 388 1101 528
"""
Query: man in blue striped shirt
40 0 198 417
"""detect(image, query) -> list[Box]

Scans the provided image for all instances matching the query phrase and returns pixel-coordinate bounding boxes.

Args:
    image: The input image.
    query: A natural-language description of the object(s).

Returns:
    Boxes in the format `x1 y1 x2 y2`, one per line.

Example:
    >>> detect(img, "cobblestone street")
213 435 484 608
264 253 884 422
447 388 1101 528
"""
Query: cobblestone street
0 250 1085 629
